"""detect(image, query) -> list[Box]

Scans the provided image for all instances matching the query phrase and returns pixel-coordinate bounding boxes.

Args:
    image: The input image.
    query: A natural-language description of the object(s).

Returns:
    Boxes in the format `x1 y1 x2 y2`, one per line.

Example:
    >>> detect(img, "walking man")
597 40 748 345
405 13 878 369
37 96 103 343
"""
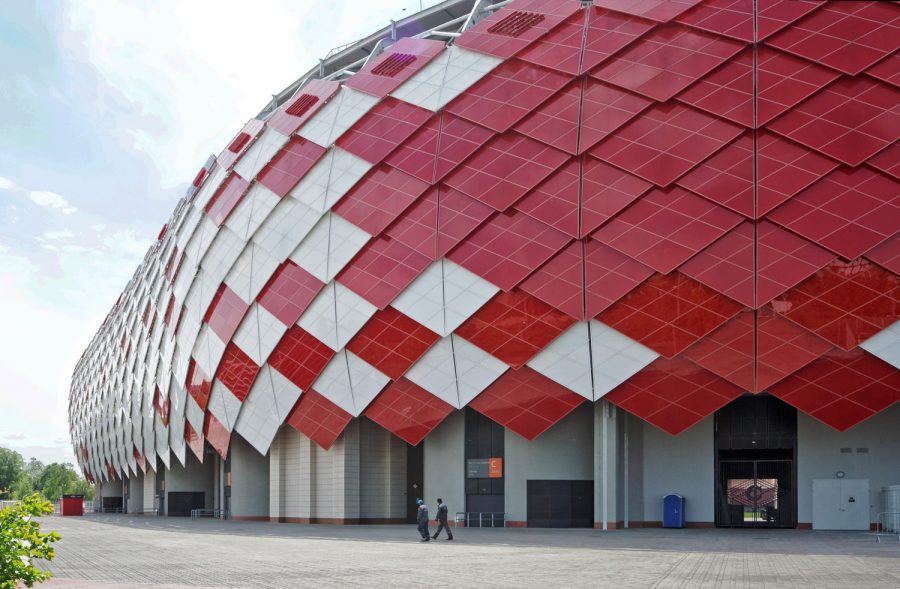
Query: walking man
416 499 430 541
432 498 453 540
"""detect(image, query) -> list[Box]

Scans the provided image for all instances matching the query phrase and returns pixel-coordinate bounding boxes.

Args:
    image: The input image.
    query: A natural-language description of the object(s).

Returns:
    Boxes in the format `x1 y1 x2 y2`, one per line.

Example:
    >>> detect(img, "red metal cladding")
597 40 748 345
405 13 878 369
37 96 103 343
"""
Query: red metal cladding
217 119 265 170
455 289 575 367
865 234 900 276
205 173 250 226
268 326 335 392
598 272 744 358
215 343 260 402
184 421 204 462
336 97 433 165
363 378 454 446
769 349 900 431
333 164 430 236
153 386 170 427
267 79 340 136
766 1 900 75
592 185 743 275
519 240 586 320
204 413 231 460
336 235 432 309
675 0 819 43
866 53 900 89
683 309 832 393
770 258 900 351
592 0 702 23
257 261 325 327
867 142 900 180
469 366 584 440
446 59 571 133
346 307 439 380
605 356 745 435
186 360 212 411
204 284 249 343
257 137 327 197
286 389 352 451
585 240 655 317
455 0 580 59
447 208 571 291
346 38 445 98
443 132 569 212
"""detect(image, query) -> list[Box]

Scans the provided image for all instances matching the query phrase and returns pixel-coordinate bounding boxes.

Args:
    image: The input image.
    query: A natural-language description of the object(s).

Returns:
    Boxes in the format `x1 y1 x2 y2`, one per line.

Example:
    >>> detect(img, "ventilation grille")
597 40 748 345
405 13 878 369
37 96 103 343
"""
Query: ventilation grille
371 53 417 77
192 168 207 187
228 132 251 153
487 11 545 37
286 93 320 117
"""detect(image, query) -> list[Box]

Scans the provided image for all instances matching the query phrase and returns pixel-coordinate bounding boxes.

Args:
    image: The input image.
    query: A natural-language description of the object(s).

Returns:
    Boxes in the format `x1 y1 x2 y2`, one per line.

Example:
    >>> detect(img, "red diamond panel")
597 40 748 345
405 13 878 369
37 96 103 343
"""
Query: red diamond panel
675 0 819 43
267 79 339 137
456 289 575 368
286 389 352 451
184 421 204 461
684 310 832 393
590 23 744 102
592 0 701 23
203 413 231 460
593 185 742 275
205 173 250 226
336 97 432 165
767 77 900 167
333 164 430 235
345 38 445 98
385 113 495 184
186 360 212 410
767 166 900 260
444 132 569 211
455 0 580 59
865 234 900 276
516 78 653 155
346 307 439 380
268 326 335 392
598 272 744 358
586 240 655 317
866 53 900 89
514 158 580 238
257 261 326 327
469 366 584 441
258 137 327 197
447 59 570 133
769 349 900 431
363 378 454 446
215 343 260 402
767 2 900 75
217 120 264 170
447 209 571 291
771 258 900 351
867 142 900 180
204 284 249 343
519 240 585 320
589 102 743 187
605 356 744 435
337 236 432 309
677 47 839 128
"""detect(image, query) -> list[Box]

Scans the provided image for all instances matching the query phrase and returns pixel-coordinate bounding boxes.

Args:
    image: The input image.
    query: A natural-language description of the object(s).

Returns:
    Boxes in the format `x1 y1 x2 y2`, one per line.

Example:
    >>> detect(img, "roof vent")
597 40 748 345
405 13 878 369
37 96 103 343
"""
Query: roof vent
227 132 251 153
286 93 320 117
487 11 545 38
371 53 417 77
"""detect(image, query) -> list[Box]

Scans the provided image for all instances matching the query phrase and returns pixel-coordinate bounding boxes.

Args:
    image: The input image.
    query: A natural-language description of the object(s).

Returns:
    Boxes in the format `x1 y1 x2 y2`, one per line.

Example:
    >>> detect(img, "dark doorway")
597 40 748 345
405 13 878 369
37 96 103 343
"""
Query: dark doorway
405 442 424 524
168 492 205 517
101 496 123 512
715 395 797 528
527 480 593 528
465 408 504 526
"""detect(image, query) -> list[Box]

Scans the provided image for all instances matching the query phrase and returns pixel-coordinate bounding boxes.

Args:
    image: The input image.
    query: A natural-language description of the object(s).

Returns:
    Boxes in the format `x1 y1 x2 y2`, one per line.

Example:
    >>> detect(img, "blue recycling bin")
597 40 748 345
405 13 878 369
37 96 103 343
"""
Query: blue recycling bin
663 494 685 528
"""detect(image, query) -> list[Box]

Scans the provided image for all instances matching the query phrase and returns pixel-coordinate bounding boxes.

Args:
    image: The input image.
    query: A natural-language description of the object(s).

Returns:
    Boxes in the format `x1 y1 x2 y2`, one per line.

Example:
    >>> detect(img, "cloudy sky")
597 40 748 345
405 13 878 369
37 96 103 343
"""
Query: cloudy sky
0 0 442 466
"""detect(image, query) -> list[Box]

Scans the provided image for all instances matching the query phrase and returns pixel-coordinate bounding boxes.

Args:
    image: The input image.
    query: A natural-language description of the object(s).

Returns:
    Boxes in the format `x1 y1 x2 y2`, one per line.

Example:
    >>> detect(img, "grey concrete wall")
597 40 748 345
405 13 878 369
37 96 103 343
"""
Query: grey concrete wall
797 404 900 524
165 449 215 512
100 479 123 501
230 434 270 519
641 416 714 524
505 404 594 524
143 469 156 512
359 418 406 521
624 413 645 525
424 410 465 517
126 473 143 514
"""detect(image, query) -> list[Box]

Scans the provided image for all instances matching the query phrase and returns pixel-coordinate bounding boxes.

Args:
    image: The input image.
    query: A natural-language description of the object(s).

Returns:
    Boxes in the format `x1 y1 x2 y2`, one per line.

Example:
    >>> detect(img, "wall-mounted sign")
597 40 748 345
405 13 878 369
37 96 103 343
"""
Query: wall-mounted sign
466 458 503 478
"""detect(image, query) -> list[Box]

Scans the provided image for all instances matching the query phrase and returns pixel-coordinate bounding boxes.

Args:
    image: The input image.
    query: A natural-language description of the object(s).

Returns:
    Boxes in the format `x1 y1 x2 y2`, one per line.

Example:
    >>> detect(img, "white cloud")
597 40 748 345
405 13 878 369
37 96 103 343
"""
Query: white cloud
0 176 15 190
29 190 78 214
40 229 76 241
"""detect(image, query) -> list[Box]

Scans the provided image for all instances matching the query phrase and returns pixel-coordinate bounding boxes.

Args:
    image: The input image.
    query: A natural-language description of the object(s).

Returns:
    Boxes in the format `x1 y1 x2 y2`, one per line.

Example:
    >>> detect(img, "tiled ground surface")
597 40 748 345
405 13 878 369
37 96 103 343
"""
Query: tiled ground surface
39 515 900 588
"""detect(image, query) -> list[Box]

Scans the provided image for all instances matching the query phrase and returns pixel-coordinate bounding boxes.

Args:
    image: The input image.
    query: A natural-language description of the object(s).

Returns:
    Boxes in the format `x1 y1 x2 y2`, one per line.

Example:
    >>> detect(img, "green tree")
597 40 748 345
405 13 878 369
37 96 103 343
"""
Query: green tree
35 463 92 502
0 447 24 499
24 458 44 489
12 472 33 500
0 493 60 588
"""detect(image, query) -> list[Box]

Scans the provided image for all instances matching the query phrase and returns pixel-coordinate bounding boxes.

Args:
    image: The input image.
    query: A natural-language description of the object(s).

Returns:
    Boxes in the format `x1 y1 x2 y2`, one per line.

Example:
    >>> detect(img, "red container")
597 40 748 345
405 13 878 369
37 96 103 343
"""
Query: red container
60 494 84 516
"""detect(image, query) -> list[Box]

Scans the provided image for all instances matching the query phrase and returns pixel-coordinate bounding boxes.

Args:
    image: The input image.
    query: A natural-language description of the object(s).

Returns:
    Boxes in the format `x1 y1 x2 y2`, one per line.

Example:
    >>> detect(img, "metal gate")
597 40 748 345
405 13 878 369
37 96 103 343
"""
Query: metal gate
718 459 794 527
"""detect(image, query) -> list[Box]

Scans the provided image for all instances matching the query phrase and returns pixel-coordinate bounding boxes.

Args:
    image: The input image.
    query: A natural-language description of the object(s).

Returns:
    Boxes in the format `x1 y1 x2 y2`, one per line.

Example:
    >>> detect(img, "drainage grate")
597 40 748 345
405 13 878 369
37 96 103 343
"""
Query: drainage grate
227 132 251 153
487 11 545 38
286 93 320 117
371 53 417 77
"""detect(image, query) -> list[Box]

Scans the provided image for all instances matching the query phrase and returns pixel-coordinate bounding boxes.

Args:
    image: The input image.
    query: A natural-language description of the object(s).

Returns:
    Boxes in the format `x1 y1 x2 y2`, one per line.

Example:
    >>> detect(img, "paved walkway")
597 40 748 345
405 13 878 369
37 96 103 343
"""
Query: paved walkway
37 515 900 588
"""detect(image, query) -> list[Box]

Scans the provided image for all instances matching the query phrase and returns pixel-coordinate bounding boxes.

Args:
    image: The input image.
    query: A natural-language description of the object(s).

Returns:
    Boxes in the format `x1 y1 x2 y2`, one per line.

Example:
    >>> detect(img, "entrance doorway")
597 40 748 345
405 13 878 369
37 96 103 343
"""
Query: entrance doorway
405 442 424 524
715 395 797 528
526 480 593 528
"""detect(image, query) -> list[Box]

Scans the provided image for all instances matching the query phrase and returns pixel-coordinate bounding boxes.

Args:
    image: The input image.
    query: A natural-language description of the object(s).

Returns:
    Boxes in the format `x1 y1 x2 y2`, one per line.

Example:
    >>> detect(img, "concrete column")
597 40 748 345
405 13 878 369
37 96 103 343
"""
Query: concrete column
229 434 270 520
594 400 620 529
143 469 156 513
359 419 407 523
269 432 283 521
126 473 143 514
424 410 465 519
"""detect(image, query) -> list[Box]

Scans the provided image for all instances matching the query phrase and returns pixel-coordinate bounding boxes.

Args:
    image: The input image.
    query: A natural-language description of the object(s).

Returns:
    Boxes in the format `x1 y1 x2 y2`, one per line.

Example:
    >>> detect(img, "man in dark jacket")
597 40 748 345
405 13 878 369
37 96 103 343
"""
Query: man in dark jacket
432 498 453 540
416 499 430 541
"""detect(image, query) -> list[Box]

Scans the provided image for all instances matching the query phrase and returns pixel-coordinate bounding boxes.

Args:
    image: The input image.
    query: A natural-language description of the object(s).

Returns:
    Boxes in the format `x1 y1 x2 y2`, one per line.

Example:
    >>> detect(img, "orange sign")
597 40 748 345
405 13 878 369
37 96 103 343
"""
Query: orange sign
489 458 503 478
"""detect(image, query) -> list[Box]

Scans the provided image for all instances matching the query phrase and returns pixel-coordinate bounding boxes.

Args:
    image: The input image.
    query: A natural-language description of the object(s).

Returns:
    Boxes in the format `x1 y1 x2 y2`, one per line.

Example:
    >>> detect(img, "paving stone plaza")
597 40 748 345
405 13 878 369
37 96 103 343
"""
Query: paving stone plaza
40 515 900 588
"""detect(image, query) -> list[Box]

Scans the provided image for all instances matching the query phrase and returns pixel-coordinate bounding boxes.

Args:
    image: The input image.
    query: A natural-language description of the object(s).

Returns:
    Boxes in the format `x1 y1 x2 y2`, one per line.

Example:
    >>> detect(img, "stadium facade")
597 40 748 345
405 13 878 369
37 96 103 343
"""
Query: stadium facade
69 0 900 529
